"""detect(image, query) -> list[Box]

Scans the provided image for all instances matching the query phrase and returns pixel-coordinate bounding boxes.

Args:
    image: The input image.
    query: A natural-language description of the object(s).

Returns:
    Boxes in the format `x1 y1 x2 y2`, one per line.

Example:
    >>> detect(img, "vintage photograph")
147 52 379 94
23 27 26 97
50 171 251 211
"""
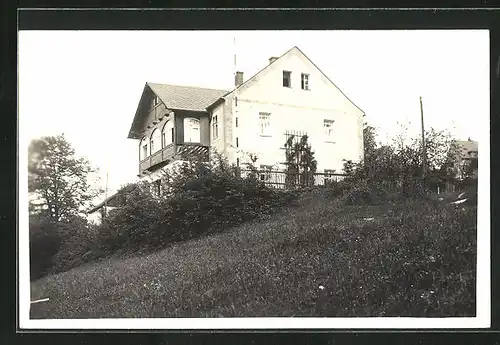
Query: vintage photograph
19 29 488 327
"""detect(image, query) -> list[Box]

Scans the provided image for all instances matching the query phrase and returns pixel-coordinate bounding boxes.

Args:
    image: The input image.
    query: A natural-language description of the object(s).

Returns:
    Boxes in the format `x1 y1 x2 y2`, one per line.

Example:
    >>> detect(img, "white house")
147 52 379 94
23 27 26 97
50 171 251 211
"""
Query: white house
207 46 365 174
88 46 365 218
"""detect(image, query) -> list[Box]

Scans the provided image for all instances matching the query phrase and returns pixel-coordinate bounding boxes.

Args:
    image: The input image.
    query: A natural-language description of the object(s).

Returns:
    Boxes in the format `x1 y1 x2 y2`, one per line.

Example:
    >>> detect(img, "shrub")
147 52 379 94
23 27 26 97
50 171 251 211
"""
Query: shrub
98 156 298 254
340 179 388 206
29 216 62 281
50 216 102 274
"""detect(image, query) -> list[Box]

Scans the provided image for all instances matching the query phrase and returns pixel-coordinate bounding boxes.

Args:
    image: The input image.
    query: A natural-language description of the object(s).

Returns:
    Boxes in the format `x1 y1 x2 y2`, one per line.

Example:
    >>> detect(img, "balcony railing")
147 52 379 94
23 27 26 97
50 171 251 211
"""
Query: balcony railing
139 143 209 174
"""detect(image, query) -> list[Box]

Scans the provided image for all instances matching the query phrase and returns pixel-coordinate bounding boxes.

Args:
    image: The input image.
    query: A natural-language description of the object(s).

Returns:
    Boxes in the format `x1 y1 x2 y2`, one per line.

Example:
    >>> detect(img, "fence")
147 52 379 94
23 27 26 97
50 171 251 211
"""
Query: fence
239 169 346 190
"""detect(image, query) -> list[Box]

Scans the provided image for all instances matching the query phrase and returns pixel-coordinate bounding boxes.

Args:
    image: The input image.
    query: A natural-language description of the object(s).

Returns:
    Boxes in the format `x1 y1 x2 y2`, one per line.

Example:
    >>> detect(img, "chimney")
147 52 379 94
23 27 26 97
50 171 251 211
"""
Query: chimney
269 57 278 64
235 71 244 87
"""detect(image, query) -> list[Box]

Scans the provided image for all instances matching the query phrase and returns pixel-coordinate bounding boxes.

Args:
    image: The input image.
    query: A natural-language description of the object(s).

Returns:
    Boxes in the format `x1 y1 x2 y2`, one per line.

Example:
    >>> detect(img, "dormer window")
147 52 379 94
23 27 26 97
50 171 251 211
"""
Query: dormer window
283 71 291 88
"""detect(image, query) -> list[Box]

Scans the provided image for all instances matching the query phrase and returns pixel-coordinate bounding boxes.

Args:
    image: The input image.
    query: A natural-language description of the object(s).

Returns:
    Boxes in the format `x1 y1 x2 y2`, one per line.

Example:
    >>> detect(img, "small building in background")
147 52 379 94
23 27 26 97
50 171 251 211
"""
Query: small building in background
453 138 478 180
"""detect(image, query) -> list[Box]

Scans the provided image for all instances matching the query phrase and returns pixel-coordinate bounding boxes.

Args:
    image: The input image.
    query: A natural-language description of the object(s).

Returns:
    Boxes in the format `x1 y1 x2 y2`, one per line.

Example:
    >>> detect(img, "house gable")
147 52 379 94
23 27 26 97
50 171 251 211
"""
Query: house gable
128 83 227 139
128 84 166 139
208 46 364 117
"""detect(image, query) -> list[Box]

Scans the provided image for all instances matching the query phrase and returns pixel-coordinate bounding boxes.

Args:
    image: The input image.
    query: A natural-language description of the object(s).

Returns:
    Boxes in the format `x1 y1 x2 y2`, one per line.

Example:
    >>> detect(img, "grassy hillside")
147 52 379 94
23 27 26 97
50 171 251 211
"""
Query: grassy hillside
30 190 476 318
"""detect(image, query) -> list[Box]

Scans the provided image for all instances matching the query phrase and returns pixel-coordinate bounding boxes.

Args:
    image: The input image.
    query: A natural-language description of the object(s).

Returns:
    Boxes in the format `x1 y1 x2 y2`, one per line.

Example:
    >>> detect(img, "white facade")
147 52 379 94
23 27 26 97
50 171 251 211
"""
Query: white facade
210 46 365 174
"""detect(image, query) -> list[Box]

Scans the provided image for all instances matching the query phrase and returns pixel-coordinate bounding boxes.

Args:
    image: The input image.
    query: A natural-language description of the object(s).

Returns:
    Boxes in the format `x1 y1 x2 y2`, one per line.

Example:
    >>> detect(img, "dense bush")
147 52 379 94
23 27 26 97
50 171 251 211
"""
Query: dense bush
339 179 388 205
98 156 298 253
29 214 101 280
29 216 62 281
324 124 476 206
50 216 102 274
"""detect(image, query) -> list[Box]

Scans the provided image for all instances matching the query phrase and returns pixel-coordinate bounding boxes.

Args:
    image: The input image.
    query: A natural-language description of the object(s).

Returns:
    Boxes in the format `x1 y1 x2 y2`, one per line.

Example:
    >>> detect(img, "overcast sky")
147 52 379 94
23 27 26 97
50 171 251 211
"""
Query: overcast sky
18 30 489 193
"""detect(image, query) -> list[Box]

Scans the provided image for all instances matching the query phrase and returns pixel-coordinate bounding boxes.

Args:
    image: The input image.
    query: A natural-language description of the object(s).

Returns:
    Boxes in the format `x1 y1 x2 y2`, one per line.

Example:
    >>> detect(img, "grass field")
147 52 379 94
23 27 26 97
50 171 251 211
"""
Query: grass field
30 190 476 318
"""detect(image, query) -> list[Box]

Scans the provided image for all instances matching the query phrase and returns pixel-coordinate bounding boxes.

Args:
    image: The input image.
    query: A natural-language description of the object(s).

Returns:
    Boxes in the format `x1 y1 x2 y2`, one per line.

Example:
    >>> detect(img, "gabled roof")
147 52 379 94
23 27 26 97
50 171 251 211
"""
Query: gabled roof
148 83 228 112
87 192 119 214
456 139 478 158
207 46 365 116
128 83 228 139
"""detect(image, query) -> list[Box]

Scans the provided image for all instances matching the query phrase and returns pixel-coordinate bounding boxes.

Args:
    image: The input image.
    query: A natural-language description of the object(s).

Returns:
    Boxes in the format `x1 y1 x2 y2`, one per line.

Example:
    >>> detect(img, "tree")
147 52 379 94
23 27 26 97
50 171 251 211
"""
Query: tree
284 134 317 187
28 134 101 222
345 124 462 194
362 124 377 160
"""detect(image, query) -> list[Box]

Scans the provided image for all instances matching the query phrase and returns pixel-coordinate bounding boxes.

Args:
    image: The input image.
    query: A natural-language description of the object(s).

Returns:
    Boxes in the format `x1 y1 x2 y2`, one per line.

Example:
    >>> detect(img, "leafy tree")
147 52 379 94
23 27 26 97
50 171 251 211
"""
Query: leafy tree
28 134 101 222
362 124 377 159
284 134 317 187
344 124 462 195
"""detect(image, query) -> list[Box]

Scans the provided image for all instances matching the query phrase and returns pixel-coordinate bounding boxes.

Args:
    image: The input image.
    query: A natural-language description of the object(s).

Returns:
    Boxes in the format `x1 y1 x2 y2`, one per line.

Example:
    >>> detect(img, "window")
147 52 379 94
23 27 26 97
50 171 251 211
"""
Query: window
324 119 335 141
259 165 273 181
236 137 239 148
283 71 291 87
153 95 160 107
184 118 200 143
259 112 271 136
212 114 219 140
301 73 310 90
235 97 238 107
235 117 239 128
150 128 161 154
162 120 174 147
140 137 149 160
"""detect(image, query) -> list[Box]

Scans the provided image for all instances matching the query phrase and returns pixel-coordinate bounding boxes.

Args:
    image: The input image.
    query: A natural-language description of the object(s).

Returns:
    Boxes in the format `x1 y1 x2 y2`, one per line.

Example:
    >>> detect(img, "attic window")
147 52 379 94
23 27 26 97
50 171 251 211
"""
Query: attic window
283 71 291 88
301 73 310 90
154 96 160 106
324 119 334 141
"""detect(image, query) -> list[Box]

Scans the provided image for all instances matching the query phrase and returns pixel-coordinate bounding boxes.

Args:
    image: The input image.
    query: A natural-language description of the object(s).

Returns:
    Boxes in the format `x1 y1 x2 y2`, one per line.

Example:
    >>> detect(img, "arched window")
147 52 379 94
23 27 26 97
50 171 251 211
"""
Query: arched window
162 120 174 147
184 117 200 143
140 136 149 160
150 128 161 154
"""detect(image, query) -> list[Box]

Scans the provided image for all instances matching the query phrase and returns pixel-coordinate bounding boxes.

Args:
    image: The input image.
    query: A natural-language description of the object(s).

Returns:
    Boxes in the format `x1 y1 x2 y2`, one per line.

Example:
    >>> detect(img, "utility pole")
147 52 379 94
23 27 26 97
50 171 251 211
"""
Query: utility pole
103 169 109 222
420 96 427 178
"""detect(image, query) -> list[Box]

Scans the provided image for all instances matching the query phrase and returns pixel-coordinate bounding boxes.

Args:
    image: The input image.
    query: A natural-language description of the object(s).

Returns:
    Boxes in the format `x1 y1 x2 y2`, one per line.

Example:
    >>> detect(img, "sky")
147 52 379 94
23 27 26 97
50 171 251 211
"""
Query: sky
18 30 490 193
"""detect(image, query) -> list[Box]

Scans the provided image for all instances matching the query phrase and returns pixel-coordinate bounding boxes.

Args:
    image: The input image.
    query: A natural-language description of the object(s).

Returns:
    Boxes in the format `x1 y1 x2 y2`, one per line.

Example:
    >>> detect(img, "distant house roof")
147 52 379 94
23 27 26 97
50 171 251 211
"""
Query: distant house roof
87 192 120 214
456 139 478 159
87 183 141 214
147 83 228 112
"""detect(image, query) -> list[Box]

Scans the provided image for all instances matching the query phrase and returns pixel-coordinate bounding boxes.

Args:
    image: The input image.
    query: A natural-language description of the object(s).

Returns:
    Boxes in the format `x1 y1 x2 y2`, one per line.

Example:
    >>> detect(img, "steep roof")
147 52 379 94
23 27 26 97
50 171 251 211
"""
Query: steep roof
129 46 364 139
128 83 228 139
207 46 365 115
456 139 478 158
147 83 228 112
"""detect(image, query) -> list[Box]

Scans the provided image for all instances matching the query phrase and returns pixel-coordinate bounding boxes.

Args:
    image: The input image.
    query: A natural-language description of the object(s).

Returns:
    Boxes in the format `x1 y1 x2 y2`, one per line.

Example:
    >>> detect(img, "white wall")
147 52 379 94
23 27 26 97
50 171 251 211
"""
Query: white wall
221 47 364 173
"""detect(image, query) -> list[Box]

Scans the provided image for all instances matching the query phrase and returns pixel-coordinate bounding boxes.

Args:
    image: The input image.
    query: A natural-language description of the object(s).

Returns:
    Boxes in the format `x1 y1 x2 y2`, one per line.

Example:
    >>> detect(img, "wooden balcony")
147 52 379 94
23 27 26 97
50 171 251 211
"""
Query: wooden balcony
139 143 209 174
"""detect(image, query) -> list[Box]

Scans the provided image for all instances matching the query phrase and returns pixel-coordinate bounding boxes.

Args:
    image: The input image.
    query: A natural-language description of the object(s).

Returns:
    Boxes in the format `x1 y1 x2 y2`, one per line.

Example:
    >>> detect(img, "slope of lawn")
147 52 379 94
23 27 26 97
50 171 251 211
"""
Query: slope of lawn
30 190 476 318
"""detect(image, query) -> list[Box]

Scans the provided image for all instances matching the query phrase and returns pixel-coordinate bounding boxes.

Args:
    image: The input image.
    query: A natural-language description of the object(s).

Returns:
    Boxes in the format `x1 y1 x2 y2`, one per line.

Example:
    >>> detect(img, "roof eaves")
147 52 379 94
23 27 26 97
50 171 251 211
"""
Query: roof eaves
128 83 150 139
87 192 120 214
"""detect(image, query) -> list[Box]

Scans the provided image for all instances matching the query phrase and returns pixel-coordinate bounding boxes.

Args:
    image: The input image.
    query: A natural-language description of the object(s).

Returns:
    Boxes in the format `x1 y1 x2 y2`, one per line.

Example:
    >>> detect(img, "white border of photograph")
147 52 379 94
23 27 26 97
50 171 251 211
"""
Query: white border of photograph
18 29 490 330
